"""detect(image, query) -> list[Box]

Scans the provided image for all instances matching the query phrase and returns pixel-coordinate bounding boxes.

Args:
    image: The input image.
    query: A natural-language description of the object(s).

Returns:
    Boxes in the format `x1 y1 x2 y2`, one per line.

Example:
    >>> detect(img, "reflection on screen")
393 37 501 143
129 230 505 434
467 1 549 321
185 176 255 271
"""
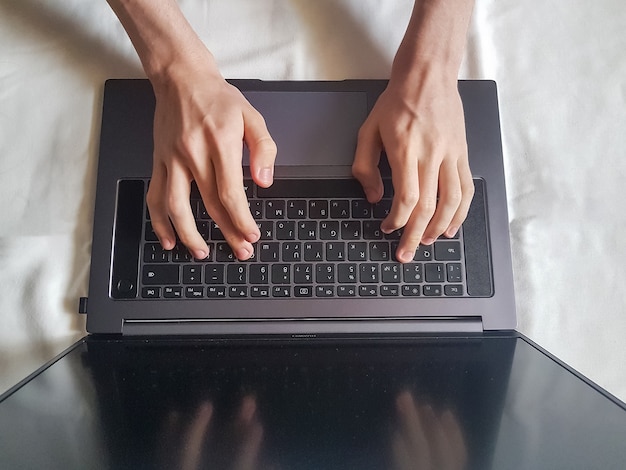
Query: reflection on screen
1 337 625 469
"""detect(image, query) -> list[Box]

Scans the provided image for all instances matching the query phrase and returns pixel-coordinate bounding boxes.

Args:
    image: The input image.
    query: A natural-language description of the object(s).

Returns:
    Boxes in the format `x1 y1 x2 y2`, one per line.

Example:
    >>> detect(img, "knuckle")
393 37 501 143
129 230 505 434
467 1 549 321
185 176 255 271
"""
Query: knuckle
351 160 371 180
417 197 437 217
167 196 190 219
217 185 242 207
442 189 463 209
401 232 422 248
255 135 277 156
427 222 449 237
146 187 161 210
396 188 420 208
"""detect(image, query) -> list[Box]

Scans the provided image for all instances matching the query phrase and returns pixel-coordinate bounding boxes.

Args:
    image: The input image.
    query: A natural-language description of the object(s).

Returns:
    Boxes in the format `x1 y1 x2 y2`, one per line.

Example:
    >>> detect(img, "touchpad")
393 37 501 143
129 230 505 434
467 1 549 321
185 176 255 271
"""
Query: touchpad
242 91 368 167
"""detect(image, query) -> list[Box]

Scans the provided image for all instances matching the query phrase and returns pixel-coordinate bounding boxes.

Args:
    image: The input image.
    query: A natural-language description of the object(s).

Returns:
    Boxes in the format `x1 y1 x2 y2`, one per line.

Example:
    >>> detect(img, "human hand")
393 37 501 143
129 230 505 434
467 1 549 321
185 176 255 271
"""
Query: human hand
391 391 467 470
147 59 277 261
352 78 474 264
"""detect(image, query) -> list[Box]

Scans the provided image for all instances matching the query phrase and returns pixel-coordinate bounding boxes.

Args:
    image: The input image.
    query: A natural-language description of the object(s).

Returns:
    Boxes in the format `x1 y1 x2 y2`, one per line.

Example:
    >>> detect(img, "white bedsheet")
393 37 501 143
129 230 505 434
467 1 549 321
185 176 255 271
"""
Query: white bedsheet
1 0 625 406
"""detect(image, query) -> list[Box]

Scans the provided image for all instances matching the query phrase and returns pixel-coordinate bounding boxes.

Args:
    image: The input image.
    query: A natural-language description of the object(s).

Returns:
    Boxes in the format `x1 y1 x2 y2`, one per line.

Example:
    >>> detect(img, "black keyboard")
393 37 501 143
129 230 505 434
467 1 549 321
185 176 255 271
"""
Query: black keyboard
134 178 488 300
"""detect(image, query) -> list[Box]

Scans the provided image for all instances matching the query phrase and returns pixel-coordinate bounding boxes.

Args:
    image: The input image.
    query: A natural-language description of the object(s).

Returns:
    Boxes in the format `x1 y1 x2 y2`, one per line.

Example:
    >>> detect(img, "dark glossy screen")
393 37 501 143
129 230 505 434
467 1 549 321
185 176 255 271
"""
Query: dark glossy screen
1 336 625 469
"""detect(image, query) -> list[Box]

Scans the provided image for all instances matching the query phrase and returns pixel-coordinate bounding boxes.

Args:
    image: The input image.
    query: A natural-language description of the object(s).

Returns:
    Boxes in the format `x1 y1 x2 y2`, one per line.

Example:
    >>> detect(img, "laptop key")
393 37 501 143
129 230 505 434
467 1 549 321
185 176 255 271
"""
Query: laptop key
425 263 445 283
337 285 356 297
207 286 226 298
309 200 328 219
163 286 183 298
271 264 291 284
401 285 421 297
337 263 357 283
326 242 346 261
143 265 179 285
294 263 313 283
249 264 269 284
144 243 169 263
444 285 464 296
403 264 423 283
435 241 462 261
185 286 204 298
359 263 379 283
183 265 202 284
294 286 313 297
315 285 335 297
260 242 280 262
381 263 401 283
272 286 291 297
205 265 224 284
380 285 399 296
316 264 335 283
423 285 443 296
142 287 161 298
330 200 350 218
229 286 248 297
351 200 372 218
287 200 307 219
359 285 378 297
251 286 270 297
348 242 367 261
447 263 463 282
227 265 247 284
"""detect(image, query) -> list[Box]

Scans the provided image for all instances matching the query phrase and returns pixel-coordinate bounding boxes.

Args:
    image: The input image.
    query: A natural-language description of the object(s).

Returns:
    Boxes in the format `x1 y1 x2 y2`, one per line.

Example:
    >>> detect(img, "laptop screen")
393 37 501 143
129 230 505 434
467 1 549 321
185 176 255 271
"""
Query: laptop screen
1 336 625 468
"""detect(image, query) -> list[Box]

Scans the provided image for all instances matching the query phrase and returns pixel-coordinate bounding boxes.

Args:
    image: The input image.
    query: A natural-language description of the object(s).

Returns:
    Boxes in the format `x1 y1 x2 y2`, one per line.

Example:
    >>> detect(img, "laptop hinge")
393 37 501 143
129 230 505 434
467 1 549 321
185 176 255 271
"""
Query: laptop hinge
121 317 483 336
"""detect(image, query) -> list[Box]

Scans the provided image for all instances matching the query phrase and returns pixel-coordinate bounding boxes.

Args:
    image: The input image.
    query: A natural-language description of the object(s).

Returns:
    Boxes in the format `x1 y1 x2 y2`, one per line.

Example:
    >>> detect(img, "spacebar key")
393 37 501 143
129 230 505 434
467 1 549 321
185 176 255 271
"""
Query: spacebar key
257 179 365 198
142 265 180 285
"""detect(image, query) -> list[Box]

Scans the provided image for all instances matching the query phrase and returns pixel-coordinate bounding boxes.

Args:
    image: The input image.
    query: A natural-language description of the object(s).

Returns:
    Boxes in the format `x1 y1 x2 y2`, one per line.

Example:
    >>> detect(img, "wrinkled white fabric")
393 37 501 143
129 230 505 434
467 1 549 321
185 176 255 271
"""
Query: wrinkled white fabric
1 0 625 405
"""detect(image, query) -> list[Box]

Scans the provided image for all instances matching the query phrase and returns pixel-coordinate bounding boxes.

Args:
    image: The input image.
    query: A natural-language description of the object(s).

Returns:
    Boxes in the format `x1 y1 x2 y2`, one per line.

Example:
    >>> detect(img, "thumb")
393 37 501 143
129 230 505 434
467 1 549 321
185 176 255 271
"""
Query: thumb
352 121 384 203
243 107 277 188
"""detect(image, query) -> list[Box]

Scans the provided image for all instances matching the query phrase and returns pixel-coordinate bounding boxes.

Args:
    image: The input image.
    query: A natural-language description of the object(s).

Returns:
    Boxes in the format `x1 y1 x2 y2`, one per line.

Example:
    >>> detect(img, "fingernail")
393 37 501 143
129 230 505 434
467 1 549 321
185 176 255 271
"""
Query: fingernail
194 249 208 260
161 238 174 250
446 226 459 238
236 247 253 260
258 167 273 186
365 187 382 203
398 250 414 263
246 232 260 243
380 224 393 235
421 237 435 246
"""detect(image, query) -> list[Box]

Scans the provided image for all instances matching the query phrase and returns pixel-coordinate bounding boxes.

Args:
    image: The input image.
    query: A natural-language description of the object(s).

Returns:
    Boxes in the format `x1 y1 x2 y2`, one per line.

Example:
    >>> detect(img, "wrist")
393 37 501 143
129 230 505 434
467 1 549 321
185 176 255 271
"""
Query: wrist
146 44 223 93
390 0 474 92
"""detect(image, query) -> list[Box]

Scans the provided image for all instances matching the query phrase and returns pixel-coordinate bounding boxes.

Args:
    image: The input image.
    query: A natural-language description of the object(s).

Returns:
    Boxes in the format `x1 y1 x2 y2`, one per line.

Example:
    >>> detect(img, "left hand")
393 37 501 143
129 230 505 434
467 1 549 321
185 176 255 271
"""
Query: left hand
352 77 474 263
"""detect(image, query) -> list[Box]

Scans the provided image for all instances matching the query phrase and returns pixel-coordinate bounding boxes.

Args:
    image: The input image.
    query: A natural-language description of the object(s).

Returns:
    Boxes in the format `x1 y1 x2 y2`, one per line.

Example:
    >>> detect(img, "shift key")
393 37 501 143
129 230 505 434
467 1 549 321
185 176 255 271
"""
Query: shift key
143 264 180 285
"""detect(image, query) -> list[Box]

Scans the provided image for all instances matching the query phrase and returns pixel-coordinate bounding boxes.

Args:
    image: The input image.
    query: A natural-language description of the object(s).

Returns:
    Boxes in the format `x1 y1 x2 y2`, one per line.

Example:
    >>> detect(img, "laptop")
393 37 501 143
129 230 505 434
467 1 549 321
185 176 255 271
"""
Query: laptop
86 79 516 336
1 79 625 469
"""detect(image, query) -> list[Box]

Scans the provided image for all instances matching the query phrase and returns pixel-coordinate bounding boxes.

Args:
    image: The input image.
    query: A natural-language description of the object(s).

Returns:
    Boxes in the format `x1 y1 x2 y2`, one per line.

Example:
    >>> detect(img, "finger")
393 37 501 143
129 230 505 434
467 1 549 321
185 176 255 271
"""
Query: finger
166 165 210 260
445 159 474 238
181 402 213 470
195 165 256 261
233 396 264 470
244 106 277 188
352 120 384 203
395 391 430 463
441 409 468 469
380 146 420 235
209 134 260 244
393 159 438 263
421 158 462 243
419 404 450 469
391 430 414 470
147 162 176 250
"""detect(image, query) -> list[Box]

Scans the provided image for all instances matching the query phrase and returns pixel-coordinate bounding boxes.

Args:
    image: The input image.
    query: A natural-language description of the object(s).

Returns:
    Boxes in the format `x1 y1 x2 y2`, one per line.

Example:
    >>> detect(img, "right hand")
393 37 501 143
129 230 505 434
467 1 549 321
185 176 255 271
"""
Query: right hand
147 56 276 261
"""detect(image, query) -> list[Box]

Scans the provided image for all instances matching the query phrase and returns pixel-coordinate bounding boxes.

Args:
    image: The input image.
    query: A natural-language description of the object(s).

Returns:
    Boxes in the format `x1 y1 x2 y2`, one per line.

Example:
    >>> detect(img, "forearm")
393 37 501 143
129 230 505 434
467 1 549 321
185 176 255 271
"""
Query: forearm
106 0 220 83
392 0 474 87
